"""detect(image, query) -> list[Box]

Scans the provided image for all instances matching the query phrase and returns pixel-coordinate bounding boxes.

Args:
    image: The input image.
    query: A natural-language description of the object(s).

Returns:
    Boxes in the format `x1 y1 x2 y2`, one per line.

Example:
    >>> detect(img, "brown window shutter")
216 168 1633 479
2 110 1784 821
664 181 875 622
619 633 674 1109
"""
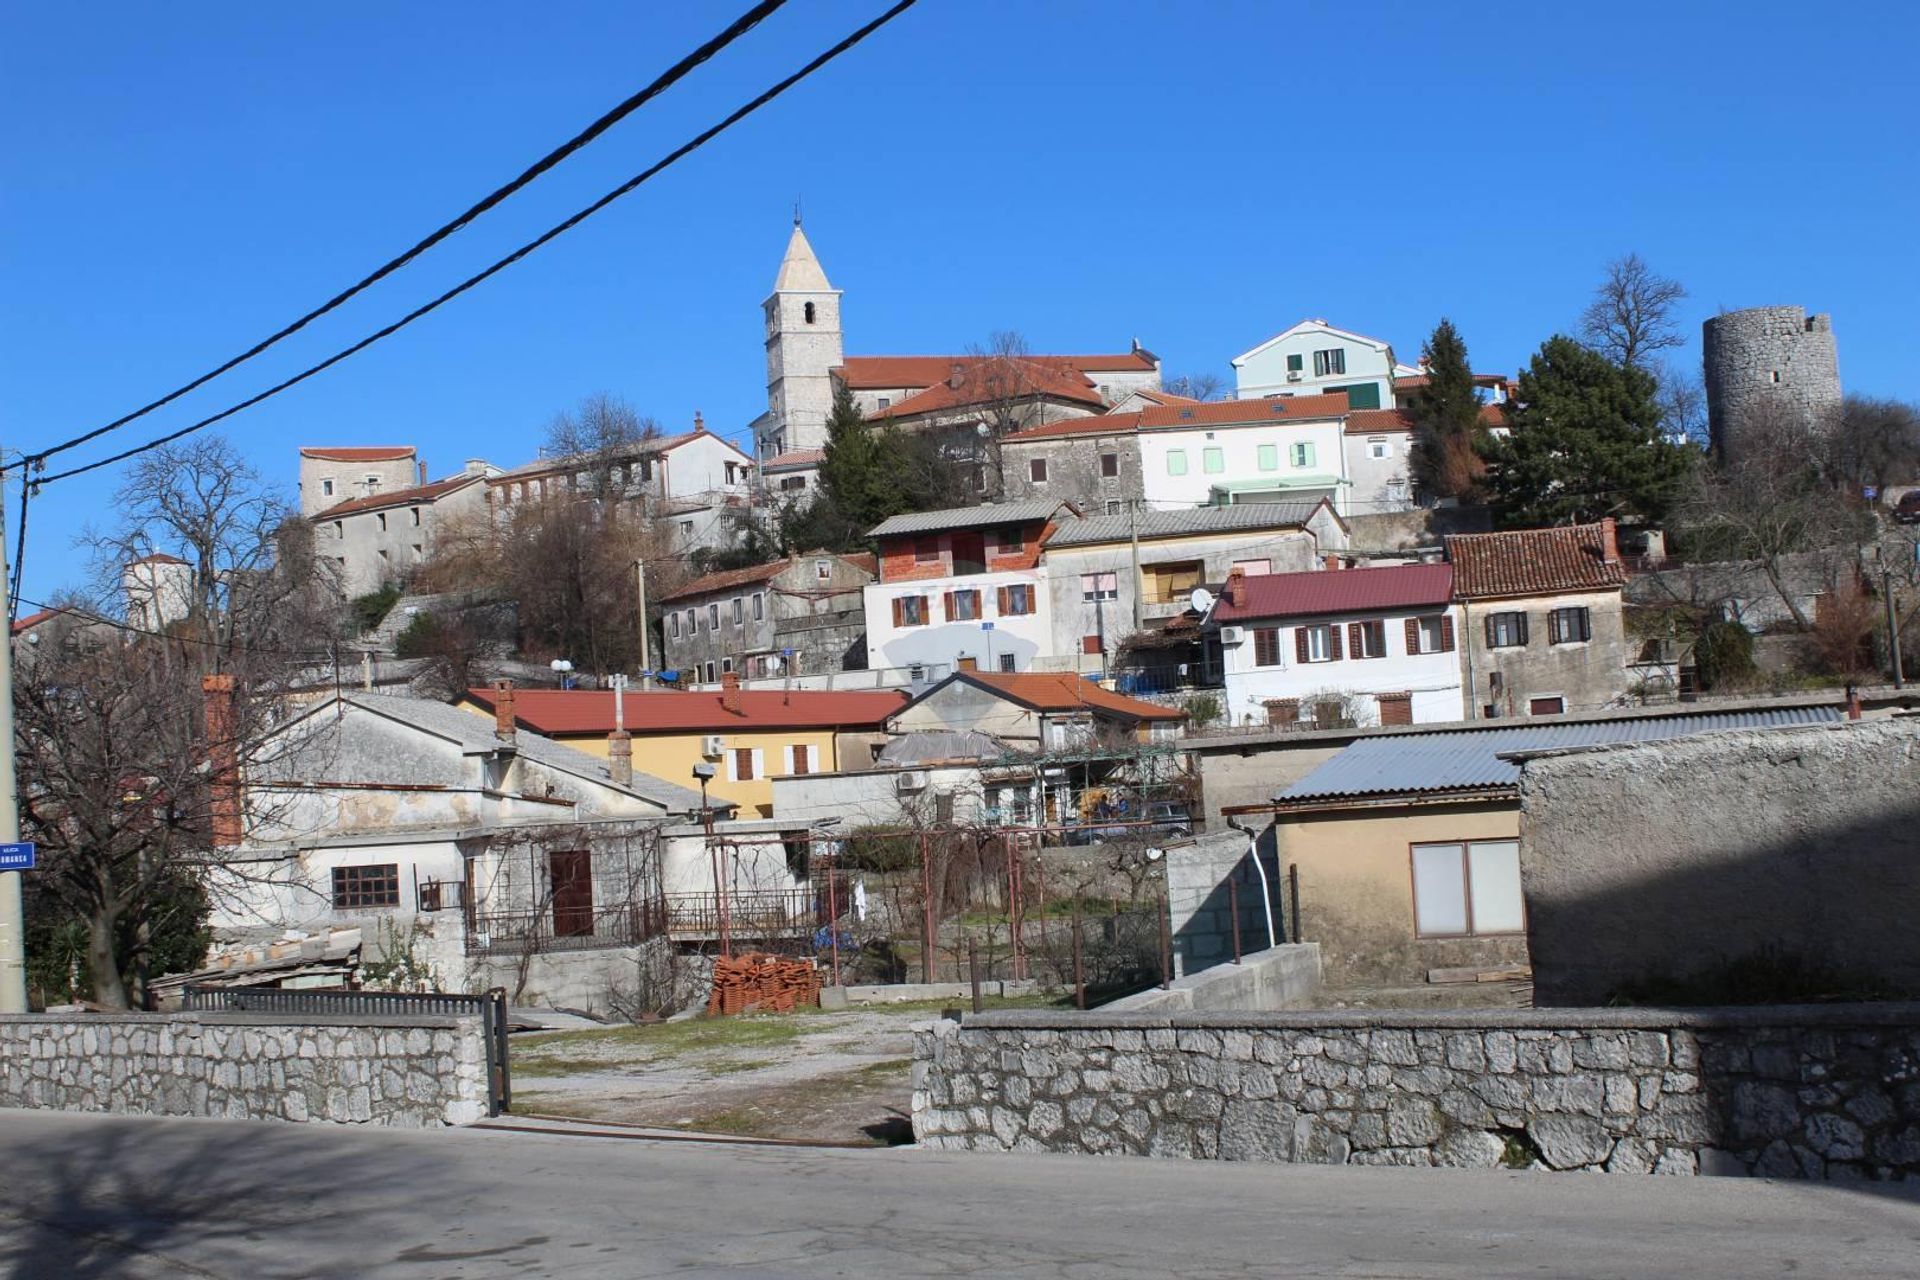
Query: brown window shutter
1517 612 1530 646
735 748 753 780
1405 617 1421 653
1484 614 1497 647
1327 625 1343 661
891 598 904 627
1348 622 1362 657
997 586 1009 614
1295 627 1310 663
1082 634 1102 655
943 591 954 619
1441 614 1455 652
1379 693 1412 726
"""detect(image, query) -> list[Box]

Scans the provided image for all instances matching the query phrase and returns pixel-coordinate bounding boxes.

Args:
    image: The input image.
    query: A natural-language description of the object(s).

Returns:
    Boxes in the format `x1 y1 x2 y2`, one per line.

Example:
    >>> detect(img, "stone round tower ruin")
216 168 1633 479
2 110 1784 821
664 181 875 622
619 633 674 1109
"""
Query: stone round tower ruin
1702 305 1841 458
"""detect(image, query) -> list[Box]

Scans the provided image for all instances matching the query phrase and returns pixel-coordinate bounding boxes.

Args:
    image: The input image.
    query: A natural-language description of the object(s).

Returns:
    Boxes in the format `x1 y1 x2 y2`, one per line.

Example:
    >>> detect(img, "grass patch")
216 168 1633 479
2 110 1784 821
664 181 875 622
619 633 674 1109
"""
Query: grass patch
704 1057 777 1076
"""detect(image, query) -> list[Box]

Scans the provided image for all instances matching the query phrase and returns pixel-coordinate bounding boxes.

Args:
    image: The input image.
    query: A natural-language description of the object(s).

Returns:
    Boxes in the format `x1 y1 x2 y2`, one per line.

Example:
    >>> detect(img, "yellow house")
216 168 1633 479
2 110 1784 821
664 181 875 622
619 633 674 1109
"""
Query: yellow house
460 682 904 818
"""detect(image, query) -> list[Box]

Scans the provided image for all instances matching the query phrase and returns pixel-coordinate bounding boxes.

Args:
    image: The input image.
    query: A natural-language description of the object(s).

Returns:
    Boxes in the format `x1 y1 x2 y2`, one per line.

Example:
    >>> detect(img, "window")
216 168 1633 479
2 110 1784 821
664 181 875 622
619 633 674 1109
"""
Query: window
1166 449 1188 476
365 474 382 491
1202 447 1225 474
679 520 693 537
915 538 941 563
703 661 716 683
1378 692 1413 726
815 559 831 580
1368 437 1389 459
1082 634 1103 655
721 657 734 674
1485 611 1529 648
946 589 981 621
1080 572 1118 602
1289 441 1316 468
803 301 816 324
1257 444 1278 472
332 521 343 538
1312 348 1347 377
1407 614 1455 654
411 507 422 527
752 593 765 621
708 603 720 628
892 596 928 626
1100 452 1119 477
1530 696 1566 716
1106 500 1123 515
1411 840 1524 937
780 476 806 492
1286 354 1304 373
1348 619 1387 659
997 528 1026 555
321 478 336 497
732 748 757 781
998 583 1035 616
1548 606 1591 645
731 597 744 625
1143 560 1202 604
998 653 1017 672
1333 382 1383 410
877 396 891 410
787 744 814 775
1297 624 1339 663
377 513 388 532
1029 458 1049 483
331 864 400 910
1265 698 1299 727
670 613 680 639
1232 558 1270 576
1253 627 1282 667
411 543 423 562
685 608 697 634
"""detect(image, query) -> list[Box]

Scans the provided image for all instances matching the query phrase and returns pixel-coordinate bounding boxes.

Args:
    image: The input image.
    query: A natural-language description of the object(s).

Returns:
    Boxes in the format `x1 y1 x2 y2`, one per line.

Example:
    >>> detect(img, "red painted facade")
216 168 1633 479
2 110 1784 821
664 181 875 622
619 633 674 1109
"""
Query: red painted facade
876 521 1051 583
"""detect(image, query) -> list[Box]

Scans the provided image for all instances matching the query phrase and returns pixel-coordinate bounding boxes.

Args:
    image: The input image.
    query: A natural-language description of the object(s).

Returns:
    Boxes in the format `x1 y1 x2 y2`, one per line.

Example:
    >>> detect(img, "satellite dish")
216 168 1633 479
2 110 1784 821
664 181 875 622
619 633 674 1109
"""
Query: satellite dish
1189 587 1215 614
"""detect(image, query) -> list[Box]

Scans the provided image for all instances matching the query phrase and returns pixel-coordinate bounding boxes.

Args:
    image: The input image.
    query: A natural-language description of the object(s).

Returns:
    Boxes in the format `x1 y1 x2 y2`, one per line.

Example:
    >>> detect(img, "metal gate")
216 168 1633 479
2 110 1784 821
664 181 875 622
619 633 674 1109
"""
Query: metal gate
179 985 512 1116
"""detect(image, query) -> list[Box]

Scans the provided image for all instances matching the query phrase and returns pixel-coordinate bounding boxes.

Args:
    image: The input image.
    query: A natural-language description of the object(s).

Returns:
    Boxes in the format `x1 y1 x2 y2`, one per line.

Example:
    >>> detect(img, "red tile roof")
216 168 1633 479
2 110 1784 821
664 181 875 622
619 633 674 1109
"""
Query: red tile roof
127 551 190 566
313 474 481 519
1006 394 1353 442
12 606 74 636
656 550 873 603
1392 372 1512 392
867 360 1109 420
1343 405 1509 434
838 353 1156 389
946 671 1187 721
1445 521 1626 599
300 446 415 462
1213 563 1454 622
762 448 824 469
466 687 908 734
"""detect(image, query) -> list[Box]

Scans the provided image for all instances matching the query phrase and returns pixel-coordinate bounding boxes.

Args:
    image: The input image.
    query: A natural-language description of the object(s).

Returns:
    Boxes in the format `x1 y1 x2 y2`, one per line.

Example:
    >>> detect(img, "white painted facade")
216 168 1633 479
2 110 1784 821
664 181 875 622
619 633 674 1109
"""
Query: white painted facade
1138 417 1352 514
1219 604 1466 729
1231 320 1399 410
123 554 195 630
1342 420 1415 514
863 568 1057 675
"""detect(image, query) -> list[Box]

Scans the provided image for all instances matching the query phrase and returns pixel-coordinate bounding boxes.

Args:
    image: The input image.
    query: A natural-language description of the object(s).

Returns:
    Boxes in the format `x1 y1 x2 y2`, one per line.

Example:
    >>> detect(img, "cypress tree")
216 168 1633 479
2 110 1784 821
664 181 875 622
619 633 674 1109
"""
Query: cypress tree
1407 319 1489 503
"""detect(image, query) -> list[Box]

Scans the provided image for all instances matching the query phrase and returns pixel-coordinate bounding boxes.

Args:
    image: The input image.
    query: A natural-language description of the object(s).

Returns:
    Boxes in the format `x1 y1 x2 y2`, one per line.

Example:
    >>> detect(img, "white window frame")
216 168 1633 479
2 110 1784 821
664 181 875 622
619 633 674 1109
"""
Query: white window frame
1411 839 1525 938
1413 615 1445 654
1289 441 1315 468
1303 624 1332 663
321 478 336 497
1368 437 1389 459
1081 572 1118 602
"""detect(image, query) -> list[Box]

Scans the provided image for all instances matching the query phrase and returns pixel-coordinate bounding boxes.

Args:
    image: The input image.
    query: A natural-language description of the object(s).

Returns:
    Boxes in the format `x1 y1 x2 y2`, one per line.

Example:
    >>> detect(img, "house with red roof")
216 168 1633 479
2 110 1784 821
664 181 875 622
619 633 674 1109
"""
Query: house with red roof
297 446 422 518
1445 519 1631 718
305 459 497 598
655 550 876 683
1212 562 1464 730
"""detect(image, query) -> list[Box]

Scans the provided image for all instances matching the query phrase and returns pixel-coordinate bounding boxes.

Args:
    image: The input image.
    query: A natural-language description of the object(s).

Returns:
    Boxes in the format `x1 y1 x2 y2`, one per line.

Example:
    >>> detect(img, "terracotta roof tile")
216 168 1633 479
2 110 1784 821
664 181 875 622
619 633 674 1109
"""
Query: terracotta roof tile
313 474 481 519
1445 521 1626 599
466 687 908 734
1213 563 1454 621
867 360 1108 420
655 560 789 602
299 446 415 462
837 353 1156 389
762 448 824 469
945 671 1187 721
1006 394 1353 442
1344 405 1510 434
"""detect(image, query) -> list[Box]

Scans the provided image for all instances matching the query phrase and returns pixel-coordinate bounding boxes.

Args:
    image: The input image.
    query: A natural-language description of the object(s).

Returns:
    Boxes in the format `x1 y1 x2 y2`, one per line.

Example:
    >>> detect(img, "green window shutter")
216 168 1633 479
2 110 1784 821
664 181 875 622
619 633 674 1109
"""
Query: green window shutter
1336 382 1382 410
1303 441 1316 467
1257 444 1278 471
1203 447 1225 474
1166 449 1187 476
1286 354 1304 372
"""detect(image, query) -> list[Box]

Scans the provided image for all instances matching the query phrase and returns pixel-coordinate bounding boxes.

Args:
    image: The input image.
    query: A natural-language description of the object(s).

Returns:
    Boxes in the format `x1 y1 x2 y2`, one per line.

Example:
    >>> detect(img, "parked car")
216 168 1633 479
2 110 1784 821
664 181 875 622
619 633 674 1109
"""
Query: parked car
1895 491 1920 525
1143 802 1193 837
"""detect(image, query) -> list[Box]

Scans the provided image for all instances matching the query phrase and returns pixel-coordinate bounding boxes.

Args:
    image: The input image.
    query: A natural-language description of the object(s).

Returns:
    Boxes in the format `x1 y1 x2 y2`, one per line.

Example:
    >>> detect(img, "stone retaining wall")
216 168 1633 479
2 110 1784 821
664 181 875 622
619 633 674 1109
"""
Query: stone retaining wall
913 1004 1920 1180
0 1012 490 1127
1102 946 1320 1013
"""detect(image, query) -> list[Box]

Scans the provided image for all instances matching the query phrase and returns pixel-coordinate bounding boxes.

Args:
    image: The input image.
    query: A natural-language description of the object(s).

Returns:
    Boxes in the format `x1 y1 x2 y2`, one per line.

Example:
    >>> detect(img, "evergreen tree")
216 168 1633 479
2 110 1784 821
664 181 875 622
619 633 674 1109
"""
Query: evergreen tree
1406 318 1489 503
817 381 894 531
1486 335 1694 527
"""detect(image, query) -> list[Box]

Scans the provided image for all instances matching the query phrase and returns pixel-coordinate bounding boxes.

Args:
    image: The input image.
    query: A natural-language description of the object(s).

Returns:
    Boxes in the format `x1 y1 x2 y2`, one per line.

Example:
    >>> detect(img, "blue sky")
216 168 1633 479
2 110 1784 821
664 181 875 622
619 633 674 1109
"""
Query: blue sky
4 1 1914 602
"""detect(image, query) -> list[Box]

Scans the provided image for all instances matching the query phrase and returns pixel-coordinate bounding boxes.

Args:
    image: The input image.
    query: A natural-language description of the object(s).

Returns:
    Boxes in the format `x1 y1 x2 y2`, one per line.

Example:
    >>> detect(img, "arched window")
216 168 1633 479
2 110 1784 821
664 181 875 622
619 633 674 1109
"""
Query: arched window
803 301 816 324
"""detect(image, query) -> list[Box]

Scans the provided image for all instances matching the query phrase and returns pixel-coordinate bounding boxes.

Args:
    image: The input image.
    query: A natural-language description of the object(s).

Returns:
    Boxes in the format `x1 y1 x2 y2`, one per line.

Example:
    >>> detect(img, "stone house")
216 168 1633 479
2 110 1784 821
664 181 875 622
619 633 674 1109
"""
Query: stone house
1219 703 1844 988
656 550 876 682
1036 502 1347 683
310 467 494 598
1212 562 1465 730
297 446 421 519
1445 520 1632 718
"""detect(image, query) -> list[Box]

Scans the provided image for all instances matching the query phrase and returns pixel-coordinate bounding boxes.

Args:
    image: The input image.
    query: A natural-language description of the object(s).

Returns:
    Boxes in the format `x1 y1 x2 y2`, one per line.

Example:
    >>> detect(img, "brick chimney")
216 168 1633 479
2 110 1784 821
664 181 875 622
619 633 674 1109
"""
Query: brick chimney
1225 566 1246 609
203 674 242 848
693 411 705 434
492 679 517 746
721 671 742 715
1599 517 1621 565
607 729 634 786
417 460 428 486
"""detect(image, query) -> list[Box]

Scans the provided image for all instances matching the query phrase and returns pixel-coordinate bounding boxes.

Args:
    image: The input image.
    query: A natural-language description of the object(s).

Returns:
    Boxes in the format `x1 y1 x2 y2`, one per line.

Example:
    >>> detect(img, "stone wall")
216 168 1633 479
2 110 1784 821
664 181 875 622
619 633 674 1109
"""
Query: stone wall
1517 719 1920 1005
0 1012 490 1127
1103 945 1321 1013
913 1004 1920 1180
1703 305 1842 459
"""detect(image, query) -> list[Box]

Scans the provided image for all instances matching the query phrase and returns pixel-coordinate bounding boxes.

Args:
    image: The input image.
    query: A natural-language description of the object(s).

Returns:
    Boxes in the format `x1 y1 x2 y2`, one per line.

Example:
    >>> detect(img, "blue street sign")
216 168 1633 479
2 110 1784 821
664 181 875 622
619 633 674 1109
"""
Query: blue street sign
980 622 996 631
0 842 35 872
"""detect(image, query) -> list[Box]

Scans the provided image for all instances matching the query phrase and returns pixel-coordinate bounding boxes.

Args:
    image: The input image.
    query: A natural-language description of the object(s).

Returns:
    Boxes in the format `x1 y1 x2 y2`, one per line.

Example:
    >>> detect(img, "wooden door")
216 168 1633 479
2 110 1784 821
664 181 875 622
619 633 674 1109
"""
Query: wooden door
549 850 594 938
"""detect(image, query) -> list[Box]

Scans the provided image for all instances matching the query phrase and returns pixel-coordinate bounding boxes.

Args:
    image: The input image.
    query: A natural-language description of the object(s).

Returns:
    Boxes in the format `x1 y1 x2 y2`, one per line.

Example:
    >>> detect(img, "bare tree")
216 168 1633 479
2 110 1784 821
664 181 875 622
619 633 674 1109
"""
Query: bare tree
544 393 663 504
1827 396 1920 495
1657 360 1710 447
1161 371 1226 401
1581 252 1687 370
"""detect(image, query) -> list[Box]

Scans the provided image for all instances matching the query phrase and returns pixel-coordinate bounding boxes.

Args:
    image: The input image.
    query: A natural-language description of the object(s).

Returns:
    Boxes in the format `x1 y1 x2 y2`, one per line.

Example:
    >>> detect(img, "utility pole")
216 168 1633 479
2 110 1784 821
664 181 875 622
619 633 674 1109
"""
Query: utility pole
633 558 651 690
0 475 26 1012
1128 497 1143 631
1884 565 1905 689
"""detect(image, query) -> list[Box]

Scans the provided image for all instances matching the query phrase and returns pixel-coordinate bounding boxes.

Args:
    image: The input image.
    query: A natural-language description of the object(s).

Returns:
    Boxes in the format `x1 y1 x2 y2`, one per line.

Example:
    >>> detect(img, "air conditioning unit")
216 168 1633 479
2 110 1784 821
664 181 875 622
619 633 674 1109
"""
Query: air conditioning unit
1219 626 1245 646
1286 370 1303 382
701 735 725 758
895 770 927 792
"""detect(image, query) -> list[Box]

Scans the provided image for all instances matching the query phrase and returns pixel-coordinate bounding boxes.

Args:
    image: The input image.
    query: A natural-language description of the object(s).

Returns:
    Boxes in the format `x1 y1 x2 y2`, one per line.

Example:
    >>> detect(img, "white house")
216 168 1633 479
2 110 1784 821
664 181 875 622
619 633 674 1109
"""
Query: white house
1212 562 1464 729
123 552 195 631
1231 319 1407 410
862 500 1071 676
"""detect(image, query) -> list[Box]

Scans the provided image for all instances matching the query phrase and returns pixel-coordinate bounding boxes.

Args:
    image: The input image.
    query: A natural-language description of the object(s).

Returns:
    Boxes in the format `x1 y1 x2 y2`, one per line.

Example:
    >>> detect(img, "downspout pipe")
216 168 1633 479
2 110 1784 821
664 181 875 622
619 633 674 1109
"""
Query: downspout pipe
1225 814 1279 951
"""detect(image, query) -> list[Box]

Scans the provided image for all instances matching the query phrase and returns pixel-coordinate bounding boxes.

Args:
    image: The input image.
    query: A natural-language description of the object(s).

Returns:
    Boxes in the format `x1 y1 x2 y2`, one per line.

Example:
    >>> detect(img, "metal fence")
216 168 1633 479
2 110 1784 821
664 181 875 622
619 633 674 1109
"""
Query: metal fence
179 984 512 1116
465 900 667 957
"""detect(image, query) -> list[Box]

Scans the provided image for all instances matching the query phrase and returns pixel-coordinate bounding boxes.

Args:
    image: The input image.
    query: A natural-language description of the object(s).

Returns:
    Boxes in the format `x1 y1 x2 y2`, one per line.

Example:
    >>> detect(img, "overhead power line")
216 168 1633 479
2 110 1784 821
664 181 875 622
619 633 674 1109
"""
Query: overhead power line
25 0 919 489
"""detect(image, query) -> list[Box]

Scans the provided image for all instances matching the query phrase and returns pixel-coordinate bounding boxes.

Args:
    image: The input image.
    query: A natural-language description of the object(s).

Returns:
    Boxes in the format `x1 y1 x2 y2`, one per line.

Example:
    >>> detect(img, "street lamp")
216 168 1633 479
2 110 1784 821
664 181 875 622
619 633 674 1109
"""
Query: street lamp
549 658 575 689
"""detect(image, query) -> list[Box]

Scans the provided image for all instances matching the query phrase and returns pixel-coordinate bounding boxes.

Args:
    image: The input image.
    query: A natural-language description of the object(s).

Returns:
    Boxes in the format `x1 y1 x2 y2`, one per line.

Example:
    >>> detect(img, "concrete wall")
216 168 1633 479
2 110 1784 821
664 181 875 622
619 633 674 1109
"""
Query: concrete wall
1164 828 1286 977
999 433 1145 511
914 1002 1920 1179
1517 718 1920 1006
1105 945 1322 1012
0 1012 489 1126
1343 425 1414 514
1187 730 1355 829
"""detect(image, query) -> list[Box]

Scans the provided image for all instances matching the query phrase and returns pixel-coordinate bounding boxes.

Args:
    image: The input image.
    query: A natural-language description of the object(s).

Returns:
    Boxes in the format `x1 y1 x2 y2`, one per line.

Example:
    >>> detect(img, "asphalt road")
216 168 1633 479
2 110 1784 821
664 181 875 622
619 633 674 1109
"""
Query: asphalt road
2 1110 1917 1279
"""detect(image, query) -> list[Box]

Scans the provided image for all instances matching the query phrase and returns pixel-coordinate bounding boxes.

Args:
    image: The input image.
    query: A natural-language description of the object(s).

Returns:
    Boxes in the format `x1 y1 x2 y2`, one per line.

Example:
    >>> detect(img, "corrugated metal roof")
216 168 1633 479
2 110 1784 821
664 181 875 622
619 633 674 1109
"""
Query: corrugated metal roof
867 500 1067 539
1275 706 1843 804
1042 501 1326 548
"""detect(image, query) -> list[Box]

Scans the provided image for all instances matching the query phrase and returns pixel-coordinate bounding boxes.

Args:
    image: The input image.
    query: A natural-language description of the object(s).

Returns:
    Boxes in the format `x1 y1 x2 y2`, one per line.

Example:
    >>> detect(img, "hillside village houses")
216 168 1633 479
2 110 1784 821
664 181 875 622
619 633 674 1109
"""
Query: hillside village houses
656 550 877 682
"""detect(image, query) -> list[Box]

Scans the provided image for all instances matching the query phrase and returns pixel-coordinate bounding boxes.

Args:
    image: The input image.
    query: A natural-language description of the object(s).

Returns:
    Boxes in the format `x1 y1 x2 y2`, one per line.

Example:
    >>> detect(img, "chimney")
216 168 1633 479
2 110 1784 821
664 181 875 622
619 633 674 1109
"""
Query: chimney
1599 517 1621 565
1225 566 1246 609
203 674 242 847
1847 684 1862 721
693 411 705 434
493 679 517 746
721 671 742 715
607 729 634 786
417 460 428 486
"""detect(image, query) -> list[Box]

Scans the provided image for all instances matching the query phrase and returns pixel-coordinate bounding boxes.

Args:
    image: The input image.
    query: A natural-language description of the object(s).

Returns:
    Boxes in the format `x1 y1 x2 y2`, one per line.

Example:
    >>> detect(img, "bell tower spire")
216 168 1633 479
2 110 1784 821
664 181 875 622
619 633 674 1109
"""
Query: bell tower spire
753 217 843 459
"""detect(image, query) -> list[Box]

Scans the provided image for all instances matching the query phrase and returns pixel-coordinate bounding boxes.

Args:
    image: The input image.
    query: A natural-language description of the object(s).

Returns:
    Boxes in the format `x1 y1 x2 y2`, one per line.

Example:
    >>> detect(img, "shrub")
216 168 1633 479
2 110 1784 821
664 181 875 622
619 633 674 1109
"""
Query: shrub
350 583 404 633
393 610 444 659
1693 620 1755 690
1182 693 1221 729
